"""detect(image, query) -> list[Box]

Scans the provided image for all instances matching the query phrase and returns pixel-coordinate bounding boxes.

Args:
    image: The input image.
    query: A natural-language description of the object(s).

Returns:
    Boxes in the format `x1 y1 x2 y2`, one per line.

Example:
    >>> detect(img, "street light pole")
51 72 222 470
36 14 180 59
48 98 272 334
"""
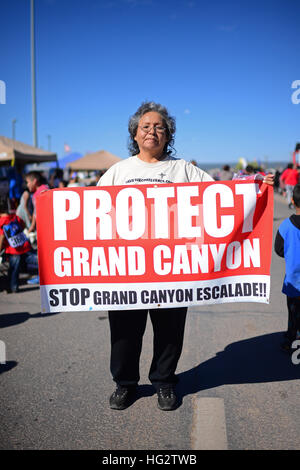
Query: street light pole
31 0 38 147
12 119 17 141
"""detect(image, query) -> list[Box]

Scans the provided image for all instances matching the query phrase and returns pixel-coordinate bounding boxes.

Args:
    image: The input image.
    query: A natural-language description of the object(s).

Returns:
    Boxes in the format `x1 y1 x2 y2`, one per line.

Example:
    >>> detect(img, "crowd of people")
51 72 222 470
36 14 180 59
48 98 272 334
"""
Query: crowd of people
275 163 300 208
0 171 47 292
211 162 300 209
0 167 105 293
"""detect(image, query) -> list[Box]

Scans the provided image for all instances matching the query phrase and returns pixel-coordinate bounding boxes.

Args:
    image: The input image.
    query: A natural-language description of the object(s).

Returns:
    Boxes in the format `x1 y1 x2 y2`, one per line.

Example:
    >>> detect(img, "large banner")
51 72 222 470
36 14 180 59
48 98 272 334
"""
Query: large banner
36 181 273 313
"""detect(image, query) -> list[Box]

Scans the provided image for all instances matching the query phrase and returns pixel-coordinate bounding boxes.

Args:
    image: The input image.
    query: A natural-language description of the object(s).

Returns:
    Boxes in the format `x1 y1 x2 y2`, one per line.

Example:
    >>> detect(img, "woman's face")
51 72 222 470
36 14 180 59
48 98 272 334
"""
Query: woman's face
134 111 167 157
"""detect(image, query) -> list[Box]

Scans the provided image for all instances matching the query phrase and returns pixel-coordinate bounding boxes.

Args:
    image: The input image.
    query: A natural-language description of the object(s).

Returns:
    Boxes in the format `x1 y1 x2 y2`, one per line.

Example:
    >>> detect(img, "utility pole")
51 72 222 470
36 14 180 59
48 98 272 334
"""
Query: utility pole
31 0 38 147
12 118 17 141
47 134 51 151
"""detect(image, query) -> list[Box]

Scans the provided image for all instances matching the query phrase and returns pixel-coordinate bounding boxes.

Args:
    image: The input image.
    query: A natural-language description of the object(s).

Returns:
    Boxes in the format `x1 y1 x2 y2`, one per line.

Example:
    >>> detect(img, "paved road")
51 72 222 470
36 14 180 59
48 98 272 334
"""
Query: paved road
1 194 300 450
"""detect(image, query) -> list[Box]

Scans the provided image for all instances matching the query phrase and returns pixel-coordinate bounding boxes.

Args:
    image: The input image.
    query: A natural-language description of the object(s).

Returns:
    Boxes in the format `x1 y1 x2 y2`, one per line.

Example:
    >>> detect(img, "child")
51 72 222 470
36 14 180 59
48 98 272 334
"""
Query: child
275 183 300 352
25 171 49 234
0 197 38 293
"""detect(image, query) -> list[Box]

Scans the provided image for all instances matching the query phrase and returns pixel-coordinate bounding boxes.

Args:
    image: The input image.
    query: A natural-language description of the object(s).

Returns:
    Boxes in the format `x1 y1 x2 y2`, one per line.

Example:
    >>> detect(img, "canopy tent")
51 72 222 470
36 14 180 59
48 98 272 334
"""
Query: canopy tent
68 150 121 171
0 136 57 166
47 152 83 169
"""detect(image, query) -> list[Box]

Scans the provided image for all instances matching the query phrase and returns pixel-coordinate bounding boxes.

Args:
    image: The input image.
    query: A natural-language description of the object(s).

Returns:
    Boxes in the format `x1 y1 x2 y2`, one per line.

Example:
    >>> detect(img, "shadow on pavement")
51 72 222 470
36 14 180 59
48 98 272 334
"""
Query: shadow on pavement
136 384 156 399
177 332 300 399
124 384 155 407
0 361 18 375
18 286 40 293
0 311 61 328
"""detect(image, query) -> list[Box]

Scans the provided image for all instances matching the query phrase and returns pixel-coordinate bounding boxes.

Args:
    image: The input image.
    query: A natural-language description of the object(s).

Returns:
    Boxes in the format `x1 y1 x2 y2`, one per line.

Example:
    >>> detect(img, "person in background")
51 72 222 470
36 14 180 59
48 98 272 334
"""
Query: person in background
25 171 49 234
67 173 83 187
256 166 266 177
25 171 49 285
219 164 233 181
8 165 23 211
275 184 300 352
58 180 68 188
274 169 281 193
280 164 300 209
244 164 255 176
16 188 34 230
0 197 38 293
49 168 64 189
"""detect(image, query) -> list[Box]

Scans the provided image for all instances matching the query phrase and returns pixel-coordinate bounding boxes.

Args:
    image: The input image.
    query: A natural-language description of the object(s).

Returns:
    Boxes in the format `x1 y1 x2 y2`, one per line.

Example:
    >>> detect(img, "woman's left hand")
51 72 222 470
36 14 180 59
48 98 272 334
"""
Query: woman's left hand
263 173 274 185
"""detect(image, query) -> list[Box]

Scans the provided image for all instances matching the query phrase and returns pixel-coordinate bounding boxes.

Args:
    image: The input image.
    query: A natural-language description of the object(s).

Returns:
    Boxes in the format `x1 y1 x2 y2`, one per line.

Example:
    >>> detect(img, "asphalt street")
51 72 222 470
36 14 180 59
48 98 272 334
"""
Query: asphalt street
1 194 300 450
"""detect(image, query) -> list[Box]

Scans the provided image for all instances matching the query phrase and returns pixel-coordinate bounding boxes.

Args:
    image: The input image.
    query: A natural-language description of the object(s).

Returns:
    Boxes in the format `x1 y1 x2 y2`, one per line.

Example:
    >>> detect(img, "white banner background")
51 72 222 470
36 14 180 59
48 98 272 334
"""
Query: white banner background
40 275 270 313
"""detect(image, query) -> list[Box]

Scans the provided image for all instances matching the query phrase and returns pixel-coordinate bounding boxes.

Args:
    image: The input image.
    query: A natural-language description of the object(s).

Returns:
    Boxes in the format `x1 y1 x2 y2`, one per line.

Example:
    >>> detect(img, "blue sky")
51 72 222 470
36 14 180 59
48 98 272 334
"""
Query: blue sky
1 0 299 165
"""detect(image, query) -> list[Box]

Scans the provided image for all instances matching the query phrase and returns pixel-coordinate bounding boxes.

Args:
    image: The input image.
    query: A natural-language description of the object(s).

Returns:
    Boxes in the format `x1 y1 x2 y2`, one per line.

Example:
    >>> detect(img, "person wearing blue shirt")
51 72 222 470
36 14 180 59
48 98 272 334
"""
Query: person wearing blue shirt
275 183 300 352
8 166 23 204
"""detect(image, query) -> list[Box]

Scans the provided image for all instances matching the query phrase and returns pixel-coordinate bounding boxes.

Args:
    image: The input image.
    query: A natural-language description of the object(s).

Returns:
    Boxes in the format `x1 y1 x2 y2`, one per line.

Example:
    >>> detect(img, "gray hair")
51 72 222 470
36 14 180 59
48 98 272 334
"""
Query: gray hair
128 101 176 156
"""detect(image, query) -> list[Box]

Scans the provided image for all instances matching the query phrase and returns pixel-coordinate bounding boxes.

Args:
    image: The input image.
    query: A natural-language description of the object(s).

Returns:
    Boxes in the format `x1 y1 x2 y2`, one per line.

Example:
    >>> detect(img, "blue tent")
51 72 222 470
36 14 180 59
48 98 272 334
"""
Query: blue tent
48 152 83 169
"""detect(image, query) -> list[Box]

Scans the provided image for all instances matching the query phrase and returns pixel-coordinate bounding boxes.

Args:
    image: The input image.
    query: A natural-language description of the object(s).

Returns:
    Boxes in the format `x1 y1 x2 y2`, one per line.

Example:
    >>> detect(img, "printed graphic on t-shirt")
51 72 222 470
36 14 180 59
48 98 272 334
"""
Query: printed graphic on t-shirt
3 219 28 248
125 176 173 184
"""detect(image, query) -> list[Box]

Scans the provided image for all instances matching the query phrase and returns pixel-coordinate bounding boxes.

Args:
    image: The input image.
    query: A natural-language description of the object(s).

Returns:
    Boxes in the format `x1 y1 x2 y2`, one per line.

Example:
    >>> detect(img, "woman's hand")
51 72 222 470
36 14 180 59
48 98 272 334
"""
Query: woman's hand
263 173 274 185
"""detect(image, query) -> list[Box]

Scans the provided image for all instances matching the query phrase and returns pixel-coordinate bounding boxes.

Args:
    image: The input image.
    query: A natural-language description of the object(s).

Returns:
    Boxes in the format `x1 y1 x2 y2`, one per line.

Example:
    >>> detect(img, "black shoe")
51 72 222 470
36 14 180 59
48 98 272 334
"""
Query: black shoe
7 288 19 294
109 385 136 410
157 385 178 411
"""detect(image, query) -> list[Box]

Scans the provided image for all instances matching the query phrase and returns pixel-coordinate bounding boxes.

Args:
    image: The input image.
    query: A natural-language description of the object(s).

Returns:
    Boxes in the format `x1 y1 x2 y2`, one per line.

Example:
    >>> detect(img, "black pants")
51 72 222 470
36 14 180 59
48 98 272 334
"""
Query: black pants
108 307 187 390
286 296 300 342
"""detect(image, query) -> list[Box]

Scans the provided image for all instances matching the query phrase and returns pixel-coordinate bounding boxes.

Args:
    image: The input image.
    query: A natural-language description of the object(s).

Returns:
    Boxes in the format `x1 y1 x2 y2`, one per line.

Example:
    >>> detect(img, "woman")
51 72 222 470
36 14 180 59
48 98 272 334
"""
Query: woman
97 101 273 411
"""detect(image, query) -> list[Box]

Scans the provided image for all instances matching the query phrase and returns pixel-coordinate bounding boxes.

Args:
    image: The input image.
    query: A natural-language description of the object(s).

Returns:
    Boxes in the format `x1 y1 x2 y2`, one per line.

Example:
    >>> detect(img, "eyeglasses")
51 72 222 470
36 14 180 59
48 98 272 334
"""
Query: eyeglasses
139 124 166 134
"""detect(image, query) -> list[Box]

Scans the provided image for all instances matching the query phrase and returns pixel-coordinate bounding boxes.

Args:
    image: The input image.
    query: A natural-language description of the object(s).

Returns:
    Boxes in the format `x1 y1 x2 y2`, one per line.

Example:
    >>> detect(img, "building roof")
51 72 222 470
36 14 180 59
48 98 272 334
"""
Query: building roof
68 149 121 170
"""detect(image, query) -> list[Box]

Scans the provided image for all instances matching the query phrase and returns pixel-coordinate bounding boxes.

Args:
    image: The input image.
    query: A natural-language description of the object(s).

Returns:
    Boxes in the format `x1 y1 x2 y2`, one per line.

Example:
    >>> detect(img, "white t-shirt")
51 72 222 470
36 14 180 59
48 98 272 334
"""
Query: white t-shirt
97 155 214 186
